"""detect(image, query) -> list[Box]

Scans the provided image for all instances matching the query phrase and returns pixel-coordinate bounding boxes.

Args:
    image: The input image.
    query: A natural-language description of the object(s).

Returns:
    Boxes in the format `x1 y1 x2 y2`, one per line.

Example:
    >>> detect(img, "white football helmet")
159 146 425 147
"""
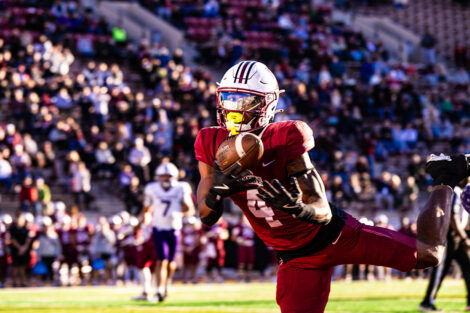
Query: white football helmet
217 61 282 134
155 162 179 188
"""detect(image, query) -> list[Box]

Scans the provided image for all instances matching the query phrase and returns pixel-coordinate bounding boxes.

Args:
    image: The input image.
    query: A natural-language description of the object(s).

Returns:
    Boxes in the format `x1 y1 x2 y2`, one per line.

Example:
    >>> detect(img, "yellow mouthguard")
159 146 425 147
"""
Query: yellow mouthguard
226 112 243 135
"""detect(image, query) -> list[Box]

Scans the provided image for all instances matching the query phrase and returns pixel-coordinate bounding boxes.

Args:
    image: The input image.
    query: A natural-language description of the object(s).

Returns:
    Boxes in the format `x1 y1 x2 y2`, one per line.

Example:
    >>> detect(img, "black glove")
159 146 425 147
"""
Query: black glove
205 161 260 209
257 178 305 217
426 154 470 188
257 177 331 224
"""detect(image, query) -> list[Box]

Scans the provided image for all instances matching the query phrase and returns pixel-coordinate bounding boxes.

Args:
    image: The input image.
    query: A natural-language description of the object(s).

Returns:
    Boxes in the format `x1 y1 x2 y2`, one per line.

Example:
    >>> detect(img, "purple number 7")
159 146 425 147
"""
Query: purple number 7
162 200 171 216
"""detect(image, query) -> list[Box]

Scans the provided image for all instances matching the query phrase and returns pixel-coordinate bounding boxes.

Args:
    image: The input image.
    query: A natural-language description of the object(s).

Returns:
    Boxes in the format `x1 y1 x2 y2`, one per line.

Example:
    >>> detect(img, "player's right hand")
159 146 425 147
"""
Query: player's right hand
205 161 260 209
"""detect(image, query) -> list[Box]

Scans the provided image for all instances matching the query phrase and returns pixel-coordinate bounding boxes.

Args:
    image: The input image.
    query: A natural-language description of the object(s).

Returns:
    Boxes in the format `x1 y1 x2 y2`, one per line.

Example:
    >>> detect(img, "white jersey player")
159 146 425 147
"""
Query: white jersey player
143 162 195 302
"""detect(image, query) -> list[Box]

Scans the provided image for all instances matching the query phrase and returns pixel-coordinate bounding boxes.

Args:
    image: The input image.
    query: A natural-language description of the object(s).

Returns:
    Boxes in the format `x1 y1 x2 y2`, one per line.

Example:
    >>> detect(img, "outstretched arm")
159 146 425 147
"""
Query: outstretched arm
196 161 222 226
286 153 332 224
197 159 260 226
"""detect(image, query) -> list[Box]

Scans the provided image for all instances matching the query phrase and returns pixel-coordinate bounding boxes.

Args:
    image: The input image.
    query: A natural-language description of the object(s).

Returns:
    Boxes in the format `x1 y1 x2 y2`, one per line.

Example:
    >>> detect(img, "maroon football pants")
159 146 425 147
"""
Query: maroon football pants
276 214 417 313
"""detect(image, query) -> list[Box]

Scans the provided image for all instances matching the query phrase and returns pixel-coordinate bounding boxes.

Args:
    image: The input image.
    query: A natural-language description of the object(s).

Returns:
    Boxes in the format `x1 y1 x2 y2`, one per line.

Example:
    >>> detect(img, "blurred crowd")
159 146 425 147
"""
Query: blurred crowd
138 0 470 214
0 205 283 287
0 0 469 288
0 206 432 288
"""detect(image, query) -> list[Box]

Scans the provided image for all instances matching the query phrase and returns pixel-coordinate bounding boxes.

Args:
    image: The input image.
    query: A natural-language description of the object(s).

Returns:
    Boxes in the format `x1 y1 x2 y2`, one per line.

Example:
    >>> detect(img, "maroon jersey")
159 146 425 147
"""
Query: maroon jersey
76 225 92 253
58 227 78 265
0 225 6 257
182 224 202 251
195 121 316 251
232 223 255 247
58 228 76 246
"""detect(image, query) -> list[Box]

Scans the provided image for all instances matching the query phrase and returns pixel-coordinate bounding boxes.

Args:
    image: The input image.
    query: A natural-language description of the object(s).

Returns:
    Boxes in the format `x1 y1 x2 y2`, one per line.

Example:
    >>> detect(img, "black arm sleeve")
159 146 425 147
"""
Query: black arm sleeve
200 202 223 227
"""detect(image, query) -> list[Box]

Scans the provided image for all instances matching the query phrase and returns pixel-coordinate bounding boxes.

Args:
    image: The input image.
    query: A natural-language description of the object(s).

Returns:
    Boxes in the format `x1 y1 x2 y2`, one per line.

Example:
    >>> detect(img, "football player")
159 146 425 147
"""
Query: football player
181 216 203 284
203 218 228 283
132 211 157 301
231 215 255 283
57 215 78 286
143 162 195 302
75 214 93 286
194 60 470 313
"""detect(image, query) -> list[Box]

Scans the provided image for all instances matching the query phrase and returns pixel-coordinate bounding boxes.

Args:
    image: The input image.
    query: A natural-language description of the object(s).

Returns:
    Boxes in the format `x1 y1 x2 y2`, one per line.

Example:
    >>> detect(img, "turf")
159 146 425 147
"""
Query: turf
0 279 466 313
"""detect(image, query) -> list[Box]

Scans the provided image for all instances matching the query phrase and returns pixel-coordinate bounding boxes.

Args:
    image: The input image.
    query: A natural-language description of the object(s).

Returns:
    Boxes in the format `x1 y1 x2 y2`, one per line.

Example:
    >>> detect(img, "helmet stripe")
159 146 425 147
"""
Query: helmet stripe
233 61 245 83
244 61 256 83
237 61 251 83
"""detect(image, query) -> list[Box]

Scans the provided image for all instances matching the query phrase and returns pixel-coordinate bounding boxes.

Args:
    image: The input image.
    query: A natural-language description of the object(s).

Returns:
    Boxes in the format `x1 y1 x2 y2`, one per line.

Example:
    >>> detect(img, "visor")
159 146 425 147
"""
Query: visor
219 92 263 112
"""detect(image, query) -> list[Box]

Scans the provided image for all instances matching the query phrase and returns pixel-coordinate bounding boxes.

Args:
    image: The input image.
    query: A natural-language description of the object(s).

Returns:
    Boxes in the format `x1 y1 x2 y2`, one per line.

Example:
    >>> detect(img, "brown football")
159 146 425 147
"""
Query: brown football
215 133 264 174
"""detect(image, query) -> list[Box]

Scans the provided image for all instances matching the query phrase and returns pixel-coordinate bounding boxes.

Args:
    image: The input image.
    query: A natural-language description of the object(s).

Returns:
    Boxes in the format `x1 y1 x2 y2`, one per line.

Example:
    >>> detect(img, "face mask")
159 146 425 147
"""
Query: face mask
161 181 171 189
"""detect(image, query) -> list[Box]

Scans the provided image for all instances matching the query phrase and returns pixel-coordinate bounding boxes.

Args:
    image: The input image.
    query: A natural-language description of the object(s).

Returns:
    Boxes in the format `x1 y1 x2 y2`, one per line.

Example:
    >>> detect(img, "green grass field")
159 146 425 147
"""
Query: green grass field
0 279 467 313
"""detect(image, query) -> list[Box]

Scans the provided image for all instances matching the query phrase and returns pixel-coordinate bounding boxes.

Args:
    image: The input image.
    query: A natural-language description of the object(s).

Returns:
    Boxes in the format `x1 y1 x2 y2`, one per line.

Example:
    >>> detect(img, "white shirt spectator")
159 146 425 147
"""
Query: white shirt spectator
37 232 62 258
400 127 418 143
319 68 332 84
0 158 12 179
71 165 91 193
91 228 116 256
95 148 115 164
452 69 470 85
92 90 110 115
278 13 294 30
129 145 151 167
10 149 31 170
23 136 38 155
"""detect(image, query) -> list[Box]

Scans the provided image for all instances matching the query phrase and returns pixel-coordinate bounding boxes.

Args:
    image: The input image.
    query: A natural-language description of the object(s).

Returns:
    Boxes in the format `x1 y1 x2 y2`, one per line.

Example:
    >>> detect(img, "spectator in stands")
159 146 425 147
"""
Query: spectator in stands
19 177 39 214
119 164 135 189
204 0 219 17
230 39 244 66
374 171 394 210
8 213 33 287
128 137 151 184
420 29 437 66
71 162 92 210
454 42 468 68
402 176 419 211
10 145 31 186
36 177 51 214
36 218 61 284
0 215 9 288
0 153 13 192
91 217 116 286
124 176 144 216
452 67 470 87
95 141 116 179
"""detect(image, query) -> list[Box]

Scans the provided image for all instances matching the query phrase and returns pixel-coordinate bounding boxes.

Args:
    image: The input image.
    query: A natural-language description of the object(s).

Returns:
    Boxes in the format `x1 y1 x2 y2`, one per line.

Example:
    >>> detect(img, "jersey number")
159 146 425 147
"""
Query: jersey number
246 189 282 228
161 200 171 217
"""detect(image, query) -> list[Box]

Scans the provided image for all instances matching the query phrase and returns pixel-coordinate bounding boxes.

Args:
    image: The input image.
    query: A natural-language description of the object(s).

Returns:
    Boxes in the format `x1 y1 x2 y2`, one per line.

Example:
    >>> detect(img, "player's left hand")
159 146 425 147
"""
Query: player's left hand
257 178 304 217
